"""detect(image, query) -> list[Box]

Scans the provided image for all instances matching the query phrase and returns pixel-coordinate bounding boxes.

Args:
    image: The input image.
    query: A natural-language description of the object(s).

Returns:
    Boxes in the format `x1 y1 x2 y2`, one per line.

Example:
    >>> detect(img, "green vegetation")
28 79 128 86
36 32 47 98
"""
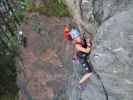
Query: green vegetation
0 0 28 99
26 0 71 17
16 0 71 18
15 0 30 21
0 48 19 99
0 36 19 99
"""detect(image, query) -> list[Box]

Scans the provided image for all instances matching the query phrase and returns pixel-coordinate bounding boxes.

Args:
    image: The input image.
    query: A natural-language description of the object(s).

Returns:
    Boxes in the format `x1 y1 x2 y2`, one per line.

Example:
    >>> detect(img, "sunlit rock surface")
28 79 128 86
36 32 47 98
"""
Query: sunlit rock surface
91 1 133 100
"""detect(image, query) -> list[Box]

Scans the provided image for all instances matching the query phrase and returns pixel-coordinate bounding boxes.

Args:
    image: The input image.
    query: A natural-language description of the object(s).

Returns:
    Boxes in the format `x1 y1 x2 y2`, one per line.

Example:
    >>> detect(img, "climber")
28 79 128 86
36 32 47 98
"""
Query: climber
64 24 93 89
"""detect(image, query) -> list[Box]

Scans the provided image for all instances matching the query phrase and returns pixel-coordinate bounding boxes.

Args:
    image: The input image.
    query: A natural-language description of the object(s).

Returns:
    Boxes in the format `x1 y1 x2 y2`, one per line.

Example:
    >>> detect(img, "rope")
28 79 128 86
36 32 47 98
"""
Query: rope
93 69 109 100
93 70 109 100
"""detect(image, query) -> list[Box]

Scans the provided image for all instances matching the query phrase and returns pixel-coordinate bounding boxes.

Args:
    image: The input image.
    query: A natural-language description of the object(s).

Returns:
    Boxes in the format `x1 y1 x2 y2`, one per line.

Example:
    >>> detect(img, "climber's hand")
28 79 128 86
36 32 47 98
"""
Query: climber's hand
86 47 90 53
86 38 92 48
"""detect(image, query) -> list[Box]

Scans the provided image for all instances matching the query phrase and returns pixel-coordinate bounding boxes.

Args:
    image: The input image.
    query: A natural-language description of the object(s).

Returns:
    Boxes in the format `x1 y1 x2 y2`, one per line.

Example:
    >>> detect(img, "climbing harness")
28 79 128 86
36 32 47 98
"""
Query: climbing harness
83 31 109 100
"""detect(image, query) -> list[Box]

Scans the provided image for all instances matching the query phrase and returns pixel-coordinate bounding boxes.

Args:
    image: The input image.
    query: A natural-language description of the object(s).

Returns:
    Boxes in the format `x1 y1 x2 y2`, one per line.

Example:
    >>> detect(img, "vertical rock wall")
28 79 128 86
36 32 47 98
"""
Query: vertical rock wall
92 1 133 100
64 0 133 100
64 0 97 33
17 0 133 100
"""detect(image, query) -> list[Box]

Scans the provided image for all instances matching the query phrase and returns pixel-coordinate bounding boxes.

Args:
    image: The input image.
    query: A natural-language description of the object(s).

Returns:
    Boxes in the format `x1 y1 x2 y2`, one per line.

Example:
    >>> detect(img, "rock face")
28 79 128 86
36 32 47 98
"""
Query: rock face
18 0 133 100
64 0 96 33
92 1 133 100
64 0 133 100
93 0 133 24
17 14 73 100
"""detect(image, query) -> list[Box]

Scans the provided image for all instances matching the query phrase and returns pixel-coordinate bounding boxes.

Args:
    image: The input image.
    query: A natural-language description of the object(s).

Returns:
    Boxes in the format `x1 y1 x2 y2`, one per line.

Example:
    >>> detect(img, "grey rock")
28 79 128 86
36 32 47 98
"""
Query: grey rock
64 0 133 100
93 0 133 24
91 1 133 100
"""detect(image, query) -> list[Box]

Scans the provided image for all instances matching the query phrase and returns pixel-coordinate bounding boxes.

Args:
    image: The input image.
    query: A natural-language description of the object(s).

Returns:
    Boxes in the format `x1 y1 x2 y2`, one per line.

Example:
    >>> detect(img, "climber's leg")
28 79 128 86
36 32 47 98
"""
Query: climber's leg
79 61 93 84
79 72 92 84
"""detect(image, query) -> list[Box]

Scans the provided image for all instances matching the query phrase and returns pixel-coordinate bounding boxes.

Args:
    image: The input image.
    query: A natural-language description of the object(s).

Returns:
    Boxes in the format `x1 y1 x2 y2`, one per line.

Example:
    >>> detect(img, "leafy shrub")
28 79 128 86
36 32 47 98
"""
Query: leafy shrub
0 50 19 98
27 0 71 17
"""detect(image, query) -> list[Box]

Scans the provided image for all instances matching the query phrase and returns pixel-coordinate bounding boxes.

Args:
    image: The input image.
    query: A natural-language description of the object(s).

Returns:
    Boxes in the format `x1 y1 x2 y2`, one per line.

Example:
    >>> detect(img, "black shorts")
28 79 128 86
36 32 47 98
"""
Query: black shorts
77 52 93 73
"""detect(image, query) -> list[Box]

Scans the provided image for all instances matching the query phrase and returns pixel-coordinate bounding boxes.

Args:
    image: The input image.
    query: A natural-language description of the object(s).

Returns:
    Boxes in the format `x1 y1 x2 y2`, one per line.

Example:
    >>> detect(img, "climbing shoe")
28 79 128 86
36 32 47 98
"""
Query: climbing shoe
78 83 87 91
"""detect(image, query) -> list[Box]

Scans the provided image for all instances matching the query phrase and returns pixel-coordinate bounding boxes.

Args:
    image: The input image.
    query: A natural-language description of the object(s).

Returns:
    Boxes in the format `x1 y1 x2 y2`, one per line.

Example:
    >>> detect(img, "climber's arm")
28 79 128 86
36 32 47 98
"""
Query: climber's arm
75 44 90 53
